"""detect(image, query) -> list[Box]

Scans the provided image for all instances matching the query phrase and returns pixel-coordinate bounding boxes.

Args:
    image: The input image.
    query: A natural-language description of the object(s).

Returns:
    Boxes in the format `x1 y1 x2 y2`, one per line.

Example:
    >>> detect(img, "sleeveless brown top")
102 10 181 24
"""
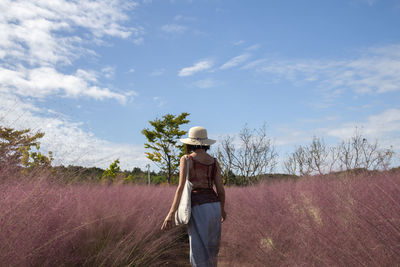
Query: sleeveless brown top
187 155 220 207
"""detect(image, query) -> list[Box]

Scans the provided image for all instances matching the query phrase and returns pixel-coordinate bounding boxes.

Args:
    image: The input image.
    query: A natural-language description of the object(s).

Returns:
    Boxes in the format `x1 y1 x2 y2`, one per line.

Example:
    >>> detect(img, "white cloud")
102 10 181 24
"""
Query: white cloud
101 66 115 79
275 109 400 153
326 109 400 144
246 44 260 51
0 0 145 168
161 23 187 34
274 128 319 146
220 54 251 70
128 68 135 73
233 40 245 46
241 59 269 70
297 116 339 124
0 66 130 104
325 108 400 166
0 0 141 103
153 96 166 107
178 60 213 77
149 68 165 76
0 92 147 170
174 14 196 21
192 78 218 88
0 0 140 66
131 36 144 45
248 44 400 96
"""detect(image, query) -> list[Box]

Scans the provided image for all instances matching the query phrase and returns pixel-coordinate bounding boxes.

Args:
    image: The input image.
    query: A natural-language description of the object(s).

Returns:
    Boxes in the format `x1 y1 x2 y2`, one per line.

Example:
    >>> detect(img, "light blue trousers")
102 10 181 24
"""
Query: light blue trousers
188 202 221 267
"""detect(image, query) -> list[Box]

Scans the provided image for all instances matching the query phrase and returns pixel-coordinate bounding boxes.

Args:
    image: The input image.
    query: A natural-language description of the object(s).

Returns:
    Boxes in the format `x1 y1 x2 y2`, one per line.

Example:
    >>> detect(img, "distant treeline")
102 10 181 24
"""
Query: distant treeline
1 124 397 186
51 164 178 185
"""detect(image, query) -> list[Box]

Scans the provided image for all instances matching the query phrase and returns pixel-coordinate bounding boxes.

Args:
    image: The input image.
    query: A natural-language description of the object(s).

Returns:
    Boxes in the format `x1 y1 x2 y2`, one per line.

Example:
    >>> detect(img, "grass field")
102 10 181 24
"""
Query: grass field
1 166 399 266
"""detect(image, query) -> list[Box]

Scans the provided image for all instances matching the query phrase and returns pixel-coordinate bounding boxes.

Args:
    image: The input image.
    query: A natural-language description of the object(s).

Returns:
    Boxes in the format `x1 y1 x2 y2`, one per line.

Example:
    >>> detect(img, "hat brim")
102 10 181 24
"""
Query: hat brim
179 138 216 146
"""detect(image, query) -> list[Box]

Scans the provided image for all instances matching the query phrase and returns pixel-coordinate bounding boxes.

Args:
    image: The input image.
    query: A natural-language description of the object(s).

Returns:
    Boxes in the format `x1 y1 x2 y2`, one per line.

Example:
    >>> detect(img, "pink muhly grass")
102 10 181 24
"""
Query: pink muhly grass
0 168 190 266
220 171 400 266
1 163 399 266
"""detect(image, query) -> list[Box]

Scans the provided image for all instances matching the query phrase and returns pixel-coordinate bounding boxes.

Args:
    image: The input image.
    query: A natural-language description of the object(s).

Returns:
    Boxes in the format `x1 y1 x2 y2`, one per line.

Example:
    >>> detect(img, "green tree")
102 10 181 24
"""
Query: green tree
0 126 52 168
102 159 121 183
141 113 190 184
21 145 53 169
131 167 142 174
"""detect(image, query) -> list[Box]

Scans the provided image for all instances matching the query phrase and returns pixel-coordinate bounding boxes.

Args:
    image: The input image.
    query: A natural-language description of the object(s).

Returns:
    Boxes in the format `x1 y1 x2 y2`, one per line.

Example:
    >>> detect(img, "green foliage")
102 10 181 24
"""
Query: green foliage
149 175 166 185
1 126 43 162
131 167 142 174
52 165 104 183
222 170 238 185
21 145 53 169
102 159 121 183
123 174 135 184
141 112 190 184
0 126 52 168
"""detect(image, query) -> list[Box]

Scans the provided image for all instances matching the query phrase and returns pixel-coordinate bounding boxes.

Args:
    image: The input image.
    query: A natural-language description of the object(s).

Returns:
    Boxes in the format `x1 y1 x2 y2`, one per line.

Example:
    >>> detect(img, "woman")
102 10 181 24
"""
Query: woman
161 126 226 267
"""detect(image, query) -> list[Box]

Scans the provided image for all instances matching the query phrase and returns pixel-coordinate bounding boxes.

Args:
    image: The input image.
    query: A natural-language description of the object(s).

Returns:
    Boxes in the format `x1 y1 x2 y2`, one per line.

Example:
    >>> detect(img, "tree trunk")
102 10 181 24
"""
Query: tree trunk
167 157 171 184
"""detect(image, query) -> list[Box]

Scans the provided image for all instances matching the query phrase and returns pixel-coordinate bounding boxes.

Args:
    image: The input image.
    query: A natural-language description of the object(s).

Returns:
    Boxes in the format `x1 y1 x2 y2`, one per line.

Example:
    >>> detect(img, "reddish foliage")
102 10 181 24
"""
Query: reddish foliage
0 173 189 266
220 171 400 266
0 166 399 266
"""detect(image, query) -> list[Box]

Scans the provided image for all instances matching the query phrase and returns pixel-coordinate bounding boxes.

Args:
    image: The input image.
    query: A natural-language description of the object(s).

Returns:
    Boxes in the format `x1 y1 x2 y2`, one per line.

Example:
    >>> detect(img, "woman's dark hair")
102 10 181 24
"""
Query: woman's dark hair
186 144 210 153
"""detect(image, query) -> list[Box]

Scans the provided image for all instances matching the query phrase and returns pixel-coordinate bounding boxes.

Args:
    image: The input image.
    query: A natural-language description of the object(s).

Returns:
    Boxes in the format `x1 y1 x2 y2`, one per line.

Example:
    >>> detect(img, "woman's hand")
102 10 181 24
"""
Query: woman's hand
161 212 174 231
221 210 227 223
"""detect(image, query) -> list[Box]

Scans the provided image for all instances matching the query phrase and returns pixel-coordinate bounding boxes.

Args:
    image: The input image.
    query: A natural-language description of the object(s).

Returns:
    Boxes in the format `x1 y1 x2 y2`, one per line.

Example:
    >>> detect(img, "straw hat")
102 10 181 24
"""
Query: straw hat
180 126 216 146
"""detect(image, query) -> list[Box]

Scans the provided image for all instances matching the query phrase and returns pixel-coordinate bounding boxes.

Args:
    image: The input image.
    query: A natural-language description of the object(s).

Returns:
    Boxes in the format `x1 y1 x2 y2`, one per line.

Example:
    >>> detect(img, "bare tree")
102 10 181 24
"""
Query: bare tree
217 135 235 185
337 138 354 171
284 137 341 176
337 129 394 171
218 124 277 185
293 145 313 176
285 128 395 176
327 146 339 173
283 153 297 175
309 137 329 175
284 128 394 176
361 138 378 169
338 129 365 170
373 147 394 170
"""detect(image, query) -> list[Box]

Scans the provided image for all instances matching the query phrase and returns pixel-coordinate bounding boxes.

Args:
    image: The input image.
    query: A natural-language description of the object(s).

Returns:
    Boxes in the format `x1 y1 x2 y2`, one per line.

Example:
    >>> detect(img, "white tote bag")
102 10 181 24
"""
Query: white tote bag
175 156 192 225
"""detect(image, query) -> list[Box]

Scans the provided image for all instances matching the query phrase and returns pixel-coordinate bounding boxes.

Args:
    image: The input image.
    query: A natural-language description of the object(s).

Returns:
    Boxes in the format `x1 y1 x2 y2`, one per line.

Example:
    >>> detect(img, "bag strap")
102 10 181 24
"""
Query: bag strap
207 158 217 188
185 155 190 181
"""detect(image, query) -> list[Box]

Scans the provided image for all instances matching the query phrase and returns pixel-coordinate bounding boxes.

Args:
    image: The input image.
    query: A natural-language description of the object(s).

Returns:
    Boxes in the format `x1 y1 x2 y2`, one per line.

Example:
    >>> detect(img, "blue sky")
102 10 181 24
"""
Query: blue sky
1 0 399 171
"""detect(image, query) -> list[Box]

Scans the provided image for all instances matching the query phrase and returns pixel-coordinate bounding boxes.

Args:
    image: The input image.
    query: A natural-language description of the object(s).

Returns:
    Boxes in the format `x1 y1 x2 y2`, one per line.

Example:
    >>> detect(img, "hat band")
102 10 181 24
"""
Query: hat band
189 137 208 140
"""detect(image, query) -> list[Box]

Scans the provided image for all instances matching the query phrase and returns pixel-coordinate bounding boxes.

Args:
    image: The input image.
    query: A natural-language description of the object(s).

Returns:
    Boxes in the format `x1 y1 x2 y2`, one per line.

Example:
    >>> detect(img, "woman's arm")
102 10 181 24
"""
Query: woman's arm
161 155 188 230
214 161 226 222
